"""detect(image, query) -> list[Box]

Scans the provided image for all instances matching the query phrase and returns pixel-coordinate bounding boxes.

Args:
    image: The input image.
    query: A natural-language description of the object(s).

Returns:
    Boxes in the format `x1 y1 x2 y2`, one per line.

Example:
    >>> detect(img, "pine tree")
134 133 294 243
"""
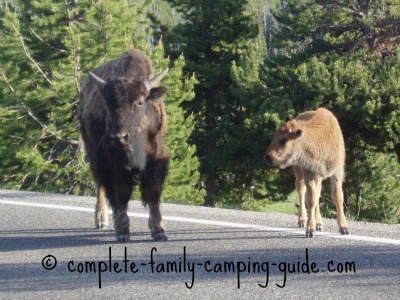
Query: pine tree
1 0 84 193
161 0 258 206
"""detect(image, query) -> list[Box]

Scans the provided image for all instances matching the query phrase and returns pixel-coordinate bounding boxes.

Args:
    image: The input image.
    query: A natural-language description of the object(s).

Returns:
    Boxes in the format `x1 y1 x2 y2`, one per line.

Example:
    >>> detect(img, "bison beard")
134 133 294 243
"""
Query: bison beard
116 132 147 172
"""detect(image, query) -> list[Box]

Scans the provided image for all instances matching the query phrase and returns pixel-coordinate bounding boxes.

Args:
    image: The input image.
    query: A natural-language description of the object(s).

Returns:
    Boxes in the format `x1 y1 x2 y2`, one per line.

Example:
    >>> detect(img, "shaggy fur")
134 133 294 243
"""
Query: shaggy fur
79 49 169 242
265 108 349 238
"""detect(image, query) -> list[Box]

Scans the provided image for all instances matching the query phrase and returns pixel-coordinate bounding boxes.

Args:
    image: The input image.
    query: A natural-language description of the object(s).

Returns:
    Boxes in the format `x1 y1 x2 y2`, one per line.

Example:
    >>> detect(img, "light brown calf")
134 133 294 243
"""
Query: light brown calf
264 108 349 237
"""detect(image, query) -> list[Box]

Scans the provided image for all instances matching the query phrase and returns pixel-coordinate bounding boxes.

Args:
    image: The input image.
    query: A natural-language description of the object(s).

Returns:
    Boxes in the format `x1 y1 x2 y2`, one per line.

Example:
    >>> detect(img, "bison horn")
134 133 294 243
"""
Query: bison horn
144 68 169 91
88 71 107 91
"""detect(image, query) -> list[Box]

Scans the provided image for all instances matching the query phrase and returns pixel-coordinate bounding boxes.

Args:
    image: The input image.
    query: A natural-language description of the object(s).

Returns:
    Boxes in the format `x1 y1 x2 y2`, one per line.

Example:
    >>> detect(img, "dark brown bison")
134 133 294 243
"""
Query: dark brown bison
79 49 169 242
264 108 349 238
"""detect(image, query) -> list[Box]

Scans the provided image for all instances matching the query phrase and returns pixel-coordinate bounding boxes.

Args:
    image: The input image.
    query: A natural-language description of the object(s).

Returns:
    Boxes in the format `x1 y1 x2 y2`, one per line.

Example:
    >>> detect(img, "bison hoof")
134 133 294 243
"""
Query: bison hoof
116 234 130 243
95 223 109 230
153 233 168 242
339 228 349 235
305 231 314 238
316 224 323 232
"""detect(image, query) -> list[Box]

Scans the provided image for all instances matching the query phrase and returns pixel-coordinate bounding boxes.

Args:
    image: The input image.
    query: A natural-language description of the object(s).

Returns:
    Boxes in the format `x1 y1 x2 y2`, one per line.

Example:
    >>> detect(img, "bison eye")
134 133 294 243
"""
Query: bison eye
279 137 288 145
137 100 144 106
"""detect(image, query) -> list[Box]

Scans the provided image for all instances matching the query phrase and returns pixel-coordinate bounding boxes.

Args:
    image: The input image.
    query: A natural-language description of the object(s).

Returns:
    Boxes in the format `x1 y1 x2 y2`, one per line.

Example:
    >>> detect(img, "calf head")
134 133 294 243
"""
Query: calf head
264 120 302 169
89 69 168 170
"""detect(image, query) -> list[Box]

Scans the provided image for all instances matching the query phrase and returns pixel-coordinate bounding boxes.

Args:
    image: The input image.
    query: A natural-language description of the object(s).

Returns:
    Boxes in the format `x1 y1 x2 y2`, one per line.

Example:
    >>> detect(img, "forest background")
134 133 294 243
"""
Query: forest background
0 0 399 224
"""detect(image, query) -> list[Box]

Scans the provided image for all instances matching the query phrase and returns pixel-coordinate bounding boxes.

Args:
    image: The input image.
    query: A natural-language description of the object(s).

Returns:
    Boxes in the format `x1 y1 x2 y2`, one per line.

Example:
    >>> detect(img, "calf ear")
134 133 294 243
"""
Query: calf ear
147 86 168 101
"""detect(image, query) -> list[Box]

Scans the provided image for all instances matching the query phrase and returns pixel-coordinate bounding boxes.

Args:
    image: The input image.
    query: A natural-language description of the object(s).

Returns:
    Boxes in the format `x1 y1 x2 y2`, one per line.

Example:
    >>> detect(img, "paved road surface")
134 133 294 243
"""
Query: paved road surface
0 190 399 299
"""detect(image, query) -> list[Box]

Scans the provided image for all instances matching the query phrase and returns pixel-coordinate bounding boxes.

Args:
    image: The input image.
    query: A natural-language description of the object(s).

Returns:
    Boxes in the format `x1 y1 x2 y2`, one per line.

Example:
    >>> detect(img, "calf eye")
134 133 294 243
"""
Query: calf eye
279 137 288 145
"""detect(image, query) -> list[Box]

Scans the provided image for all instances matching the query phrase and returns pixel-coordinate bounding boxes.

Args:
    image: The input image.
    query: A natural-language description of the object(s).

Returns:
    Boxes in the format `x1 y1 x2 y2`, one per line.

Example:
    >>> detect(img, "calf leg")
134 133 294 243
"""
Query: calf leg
315 205 323 232
331 174 349 235
141 159 168 241
305 175 322 238
315 179 323 232
293 166 306 227
95 185 109 229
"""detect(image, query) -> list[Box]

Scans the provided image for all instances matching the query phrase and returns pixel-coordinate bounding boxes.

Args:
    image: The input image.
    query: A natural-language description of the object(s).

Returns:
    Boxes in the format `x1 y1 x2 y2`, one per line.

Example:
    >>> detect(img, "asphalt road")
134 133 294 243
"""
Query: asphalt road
0 190 399 299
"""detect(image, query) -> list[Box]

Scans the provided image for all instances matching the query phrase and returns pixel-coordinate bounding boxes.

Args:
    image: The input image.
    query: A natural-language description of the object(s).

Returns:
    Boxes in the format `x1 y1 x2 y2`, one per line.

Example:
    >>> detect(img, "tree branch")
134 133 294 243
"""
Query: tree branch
0 66 79 146
10 23 53 85
328 0 365 18
64 0 81 93
29 26 69 55
0 67 46 129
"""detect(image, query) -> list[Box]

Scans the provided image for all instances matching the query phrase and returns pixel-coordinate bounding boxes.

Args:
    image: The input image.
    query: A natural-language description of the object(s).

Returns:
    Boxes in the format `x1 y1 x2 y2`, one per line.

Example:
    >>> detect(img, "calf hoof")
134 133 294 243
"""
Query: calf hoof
152 233 168 242
339 228 349 235
116 234 130 243
316 224 323 232
298 221 305 228
305 231 314 238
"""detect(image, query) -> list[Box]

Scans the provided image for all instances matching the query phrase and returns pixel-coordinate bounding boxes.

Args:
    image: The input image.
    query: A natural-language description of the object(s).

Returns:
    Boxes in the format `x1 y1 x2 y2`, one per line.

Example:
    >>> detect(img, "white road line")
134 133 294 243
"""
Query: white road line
1 199 399 245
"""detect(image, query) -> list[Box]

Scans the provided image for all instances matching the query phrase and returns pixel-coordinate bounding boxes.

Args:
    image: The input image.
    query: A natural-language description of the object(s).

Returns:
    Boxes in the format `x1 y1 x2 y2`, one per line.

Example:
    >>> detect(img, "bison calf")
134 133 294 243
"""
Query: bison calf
79 49 169 242
264 108 349 238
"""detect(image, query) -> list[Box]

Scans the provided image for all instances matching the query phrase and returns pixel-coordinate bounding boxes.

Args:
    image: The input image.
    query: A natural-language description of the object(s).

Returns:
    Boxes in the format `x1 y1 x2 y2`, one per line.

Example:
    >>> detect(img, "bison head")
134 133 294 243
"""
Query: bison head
89 69 168 170
264 121 302 169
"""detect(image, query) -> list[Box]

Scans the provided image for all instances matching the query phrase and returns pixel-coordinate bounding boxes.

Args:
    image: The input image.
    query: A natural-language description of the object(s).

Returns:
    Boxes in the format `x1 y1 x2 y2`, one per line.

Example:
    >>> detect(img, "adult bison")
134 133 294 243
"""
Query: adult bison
79 49 169 242
264 108 349 238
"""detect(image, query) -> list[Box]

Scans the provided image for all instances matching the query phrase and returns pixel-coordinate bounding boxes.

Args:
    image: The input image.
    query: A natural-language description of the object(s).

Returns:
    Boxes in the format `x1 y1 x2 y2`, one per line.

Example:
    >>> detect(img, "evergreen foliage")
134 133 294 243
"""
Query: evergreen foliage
0 0 201 204
159 0 263 206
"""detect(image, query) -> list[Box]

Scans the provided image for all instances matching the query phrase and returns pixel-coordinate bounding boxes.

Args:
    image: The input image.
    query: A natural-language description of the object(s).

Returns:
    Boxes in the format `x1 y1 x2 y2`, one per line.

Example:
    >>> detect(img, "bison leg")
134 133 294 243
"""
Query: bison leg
147 201 167 241
109 180 132 242
293 166 306 227
141 159 168 241
305 176 322 238
95 185 109 229
331 174 349 235
113 207 130 242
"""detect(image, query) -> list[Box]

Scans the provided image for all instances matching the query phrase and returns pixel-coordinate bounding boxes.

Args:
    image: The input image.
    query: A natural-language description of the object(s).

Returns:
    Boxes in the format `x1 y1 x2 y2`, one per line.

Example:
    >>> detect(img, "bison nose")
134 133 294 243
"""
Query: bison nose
110 132 130 146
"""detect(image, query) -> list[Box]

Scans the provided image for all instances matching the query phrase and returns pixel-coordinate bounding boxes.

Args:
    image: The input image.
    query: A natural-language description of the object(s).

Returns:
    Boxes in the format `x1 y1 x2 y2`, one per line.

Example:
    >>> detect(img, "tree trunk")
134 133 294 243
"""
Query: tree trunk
394 144 400 163
204 176 217 207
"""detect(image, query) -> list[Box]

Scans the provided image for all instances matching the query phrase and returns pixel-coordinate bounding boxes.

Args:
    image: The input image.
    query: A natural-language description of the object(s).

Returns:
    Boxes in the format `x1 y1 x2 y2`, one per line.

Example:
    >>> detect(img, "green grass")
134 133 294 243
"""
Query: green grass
242 190 298 215
163 189 299 217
